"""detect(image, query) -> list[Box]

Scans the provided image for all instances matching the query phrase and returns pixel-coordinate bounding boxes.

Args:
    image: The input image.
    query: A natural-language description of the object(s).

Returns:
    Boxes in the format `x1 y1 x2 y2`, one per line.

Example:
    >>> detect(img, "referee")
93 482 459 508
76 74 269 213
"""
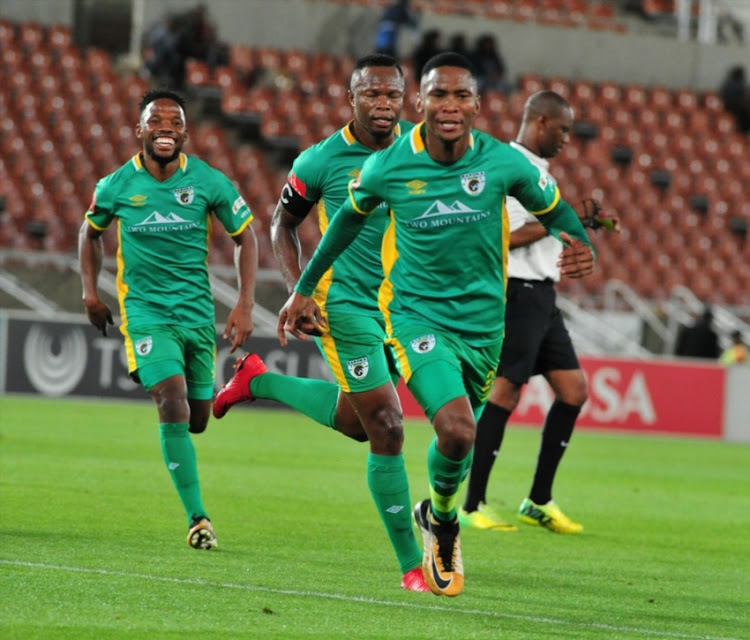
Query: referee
459 90 619 534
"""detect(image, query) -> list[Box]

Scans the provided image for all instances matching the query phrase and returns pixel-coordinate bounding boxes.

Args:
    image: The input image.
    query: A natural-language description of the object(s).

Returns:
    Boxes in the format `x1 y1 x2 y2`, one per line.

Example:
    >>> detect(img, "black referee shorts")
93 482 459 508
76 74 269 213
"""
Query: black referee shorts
497 278 580 385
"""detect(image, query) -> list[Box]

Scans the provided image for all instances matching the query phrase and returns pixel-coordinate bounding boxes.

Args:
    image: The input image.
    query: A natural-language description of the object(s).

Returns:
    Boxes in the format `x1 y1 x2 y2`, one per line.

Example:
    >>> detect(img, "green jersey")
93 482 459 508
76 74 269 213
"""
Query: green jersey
297 124 592 347
86 152 253 328
288 121 414 315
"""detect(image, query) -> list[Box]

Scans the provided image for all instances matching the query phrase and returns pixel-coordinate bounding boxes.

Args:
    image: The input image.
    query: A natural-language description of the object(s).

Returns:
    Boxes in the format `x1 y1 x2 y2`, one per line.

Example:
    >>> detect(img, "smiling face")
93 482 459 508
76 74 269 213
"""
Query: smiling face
416 65 480 160
349 65 405 149
136 98 188 166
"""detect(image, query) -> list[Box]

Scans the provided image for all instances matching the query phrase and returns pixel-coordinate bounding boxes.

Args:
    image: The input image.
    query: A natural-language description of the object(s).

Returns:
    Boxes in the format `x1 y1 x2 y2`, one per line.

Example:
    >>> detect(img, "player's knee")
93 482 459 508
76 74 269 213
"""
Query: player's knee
489 378 522 410
557 376 588 407
365 405 404 451
437 414 475 459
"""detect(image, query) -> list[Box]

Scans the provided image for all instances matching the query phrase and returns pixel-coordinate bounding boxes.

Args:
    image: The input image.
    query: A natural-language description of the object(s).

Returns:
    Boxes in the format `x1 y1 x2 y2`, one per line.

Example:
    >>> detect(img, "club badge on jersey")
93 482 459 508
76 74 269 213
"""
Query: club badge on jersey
173 187 194 206
461 172 485 196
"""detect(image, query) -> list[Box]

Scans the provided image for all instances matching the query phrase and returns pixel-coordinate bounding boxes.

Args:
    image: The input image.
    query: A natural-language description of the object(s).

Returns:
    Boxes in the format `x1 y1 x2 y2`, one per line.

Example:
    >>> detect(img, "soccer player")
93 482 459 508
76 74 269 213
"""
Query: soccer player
459 90 620 535
78 88 258 550
279 53 595 596
212 54 429 592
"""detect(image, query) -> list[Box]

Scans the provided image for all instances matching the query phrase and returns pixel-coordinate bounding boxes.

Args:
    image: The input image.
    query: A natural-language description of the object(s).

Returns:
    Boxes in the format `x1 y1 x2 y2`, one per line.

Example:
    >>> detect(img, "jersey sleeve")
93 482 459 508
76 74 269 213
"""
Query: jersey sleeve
347 151 386 215
85 175 117 230
289 145 324 203
508 153 592 250
507 153 561 215
209 169 253 236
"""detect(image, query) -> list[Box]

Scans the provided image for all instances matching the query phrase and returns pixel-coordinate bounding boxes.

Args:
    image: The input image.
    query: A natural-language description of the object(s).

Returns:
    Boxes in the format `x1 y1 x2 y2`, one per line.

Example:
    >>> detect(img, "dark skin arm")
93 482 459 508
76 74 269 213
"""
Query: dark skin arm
224 224 258 352
510 220 593 278
509 220 548 250
78 221 114 336
270 199 310 294
270 197 324 336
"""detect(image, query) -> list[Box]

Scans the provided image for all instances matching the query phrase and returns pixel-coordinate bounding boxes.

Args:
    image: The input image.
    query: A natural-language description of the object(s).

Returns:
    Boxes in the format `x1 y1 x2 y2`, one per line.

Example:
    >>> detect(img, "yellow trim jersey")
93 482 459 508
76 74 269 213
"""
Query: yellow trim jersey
342 124 590 347
288 121 414 315
85 153 253 328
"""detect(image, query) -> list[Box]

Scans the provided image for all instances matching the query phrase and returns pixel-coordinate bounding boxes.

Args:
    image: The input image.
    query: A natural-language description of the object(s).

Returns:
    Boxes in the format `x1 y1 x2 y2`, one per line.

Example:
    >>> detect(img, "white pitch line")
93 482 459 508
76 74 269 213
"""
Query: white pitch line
1 559 742 640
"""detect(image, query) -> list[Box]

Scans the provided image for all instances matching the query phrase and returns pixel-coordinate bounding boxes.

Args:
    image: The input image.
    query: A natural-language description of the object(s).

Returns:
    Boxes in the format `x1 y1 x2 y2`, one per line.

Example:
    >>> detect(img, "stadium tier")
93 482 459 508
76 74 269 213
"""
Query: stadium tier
0 18 749 306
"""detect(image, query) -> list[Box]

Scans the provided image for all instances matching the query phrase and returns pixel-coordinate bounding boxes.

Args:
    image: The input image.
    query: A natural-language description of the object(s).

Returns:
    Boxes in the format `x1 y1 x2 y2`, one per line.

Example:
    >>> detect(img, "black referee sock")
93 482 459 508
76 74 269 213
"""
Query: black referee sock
463 402 512 513
528 399 581 505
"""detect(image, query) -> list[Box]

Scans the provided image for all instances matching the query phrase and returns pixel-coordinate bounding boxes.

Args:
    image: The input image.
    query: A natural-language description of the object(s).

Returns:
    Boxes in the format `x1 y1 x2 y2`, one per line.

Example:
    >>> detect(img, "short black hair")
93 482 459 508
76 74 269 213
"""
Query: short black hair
353 53 403 76
524 90 571 120
420 52 477 79
138 88 186 116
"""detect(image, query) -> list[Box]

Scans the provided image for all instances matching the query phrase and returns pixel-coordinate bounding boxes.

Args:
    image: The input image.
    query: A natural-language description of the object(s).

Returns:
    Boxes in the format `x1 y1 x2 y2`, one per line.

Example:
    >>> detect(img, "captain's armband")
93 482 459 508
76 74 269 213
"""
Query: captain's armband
280 181 314 219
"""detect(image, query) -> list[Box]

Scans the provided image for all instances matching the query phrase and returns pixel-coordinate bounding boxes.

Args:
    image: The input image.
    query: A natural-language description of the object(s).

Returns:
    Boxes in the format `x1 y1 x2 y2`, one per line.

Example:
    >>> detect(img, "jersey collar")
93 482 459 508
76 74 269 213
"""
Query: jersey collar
131 153 189 171
409 122 475 155
341 121 405 146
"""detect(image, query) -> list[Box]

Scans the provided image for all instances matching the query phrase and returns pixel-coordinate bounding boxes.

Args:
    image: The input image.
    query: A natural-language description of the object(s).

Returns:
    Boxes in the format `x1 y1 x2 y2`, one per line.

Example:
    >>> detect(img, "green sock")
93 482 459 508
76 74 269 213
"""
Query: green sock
159 422 207 525
367 453 422 574
250 373 339 428
427 437 472 522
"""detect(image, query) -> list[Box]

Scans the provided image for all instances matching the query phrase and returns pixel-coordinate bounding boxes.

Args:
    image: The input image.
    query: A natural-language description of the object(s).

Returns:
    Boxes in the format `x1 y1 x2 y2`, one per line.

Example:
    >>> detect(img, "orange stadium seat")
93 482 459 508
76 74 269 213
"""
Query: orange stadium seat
186 59 214 87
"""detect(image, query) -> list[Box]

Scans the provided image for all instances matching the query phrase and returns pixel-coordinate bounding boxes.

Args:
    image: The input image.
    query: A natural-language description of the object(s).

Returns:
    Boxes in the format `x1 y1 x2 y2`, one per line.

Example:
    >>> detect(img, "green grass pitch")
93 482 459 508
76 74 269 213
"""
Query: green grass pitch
1 395 748 639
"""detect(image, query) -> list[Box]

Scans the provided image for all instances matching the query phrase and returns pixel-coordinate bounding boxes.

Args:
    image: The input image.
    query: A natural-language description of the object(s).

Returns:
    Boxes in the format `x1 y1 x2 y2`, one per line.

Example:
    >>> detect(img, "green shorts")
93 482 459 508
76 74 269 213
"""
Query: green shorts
386 323 501 421
122 324 216 400
315 311 400 393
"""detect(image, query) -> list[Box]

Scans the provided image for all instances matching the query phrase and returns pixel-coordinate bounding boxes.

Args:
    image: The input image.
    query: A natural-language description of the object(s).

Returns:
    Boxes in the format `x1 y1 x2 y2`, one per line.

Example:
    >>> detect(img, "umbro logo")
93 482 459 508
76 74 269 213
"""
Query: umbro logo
406 179 427 194
168 462 180 470
385 505 404 514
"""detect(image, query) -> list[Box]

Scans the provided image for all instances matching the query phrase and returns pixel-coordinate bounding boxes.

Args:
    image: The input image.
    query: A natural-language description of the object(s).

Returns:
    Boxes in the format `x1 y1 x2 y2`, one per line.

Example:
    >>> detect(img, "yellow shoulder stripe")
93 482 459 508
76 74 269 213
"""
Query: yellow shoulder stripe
532 186 561 215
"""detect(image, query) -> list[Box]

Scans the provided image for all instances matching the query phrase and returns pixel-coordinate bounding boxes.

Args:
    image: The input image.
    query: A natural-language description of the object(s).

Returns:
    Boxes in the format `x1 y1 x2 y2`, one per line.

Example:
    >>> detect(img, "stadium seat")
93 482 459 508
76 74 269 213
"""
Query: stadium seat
18 22 44 52
46 24 73 51
186 59 214 88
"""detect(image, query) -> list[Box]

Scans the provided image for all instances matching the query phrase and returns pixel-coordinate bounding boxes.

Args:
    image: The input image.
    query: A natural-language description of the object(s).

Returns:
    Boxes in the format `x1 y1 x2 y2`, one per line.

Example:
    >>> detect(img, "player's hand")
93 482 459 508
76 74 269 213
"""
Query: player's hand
83 298 114 336
278 292 327 347
224 304 254 353
557 232 594 279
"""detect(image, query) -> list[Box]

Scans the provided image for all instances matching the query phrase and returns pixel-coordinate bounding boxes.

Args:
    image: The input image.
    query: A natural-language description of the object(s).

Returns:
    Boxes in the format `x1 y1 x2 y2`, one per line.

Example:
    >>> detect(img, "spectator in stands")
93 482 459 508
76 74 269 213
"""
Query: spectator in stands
675 306 721 359
719 65 750 134
175 4 228 68
447 32 474 63
374 0 420 58
412 28 442 83
472 33 511 94
719 330 748 365
142 14 186 89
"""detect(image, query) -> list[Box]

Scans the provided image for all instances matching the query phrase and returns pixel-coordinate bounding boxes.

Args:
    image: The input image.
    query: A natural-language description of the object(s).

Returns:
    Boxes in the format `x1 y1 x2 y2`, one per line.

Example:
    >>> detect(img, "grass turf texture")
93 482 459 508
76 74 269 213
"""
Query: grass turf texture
1 395 748 640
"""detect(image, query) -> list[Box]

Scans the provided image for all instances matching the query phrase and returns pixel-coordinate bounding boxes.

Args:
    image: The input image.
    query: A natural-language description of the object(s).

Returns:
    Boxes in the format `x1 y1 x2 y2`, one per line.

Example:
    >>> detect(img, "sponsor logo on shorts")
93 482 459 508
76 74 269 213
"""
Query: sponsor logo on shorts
347 357 369 379
173 186 194 205
410 334 436 353
135 336 153 356
461 171 485 196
